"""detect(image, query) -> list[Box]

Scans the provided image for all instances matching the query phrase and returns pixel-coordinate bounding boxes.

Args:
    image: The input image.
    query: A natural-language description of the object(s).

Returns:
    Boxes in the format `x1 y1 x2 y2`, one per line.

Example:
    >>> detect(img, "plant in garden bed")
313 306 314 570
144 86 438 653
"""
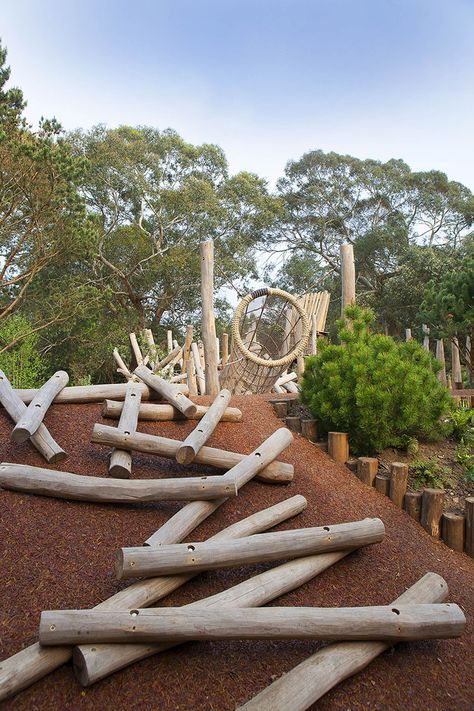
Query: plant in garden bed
410 457 457 491
301 305 452 454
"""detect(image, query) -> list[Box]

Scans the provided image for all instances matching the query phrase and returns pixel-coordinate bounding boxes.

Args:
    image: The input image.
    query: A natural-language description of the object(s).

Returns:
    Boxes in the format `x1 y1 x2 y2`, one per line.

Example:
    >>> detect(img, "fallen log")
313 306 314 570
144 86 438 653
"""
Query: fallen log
11 371 69 443
91 423 294 485
0 463 236 502
102 399 242 422
0 495 305 701
176 389 232 464
41 603 465 646
134 365 197 417
0 370 66 463
109 382 142 478
13 381 188 404
117 518 385 579
237 572 453 711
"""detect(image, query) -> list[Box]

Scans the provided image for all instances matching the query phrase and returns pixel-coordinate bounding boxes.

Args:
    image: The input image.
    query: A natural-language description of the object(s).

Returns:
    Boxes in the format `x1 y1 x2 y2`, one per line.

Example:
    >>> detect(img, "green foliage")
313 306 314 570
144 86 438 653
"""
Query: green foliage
0 315 44 387
301 305 452 453
454 441 474 482
445 405 474 443
410 457 456 491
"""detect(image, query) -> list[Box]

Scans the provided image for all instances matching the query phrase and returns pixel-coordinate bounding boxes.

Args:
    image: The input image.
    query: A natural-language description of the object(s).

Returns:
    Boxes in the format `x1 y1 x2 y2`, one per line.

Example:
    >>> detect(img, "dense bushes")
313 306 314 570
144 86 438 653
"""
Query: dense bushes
0 315 44 387
301 306 452 453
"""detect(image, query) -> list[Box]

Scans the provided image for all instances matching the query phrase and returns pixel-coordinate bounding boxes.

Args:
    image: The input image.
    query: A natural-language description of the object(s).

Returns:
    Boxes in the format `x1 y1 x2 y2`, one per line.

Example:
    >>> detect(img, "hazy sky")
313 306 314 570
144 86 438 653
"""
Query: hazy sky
2 0 473 189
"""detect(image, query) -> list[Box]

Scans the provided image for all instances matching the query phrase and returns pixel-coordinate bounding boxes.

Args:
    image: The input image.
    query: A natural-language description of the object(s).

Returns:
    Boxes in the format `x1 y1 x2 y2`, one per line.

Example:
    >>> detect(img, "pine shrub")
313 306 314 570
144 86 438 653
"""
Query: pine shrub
301 306 452 454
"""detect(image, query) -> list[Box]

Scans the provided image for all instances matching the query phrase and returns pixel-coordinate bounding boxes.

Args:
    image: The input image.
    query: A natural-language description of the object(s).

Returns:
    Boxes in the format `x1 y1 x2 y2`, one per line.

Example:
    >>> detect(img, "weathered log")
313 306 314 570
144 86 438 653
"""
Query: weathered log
340 243 356 316
0 370 66 463
191 342 206 394
435 339 447 386
276 372 297 387
13 381 188 404
356 457 378 486
41 603 465 646
166 330 173 353
441 512 465 552
301 419 317 442
129 332 144 368
464 497 474 557
273 401 288 418
237 572 450 711
375 473 390 496
133 365 197 418
12 371 69 444
117 518 385 579
91 423 294 485
108 382 142 478
181 325 193 373
284 381 299 393
328 432 349 463
0 463 236 502
186 355 198 396
102 399 242 422
285 416 301 433
142 328 157 369
421 488 445 538
389 462 408 508
0 496 306 700
176 389 232 464
221 332 229 368
113 348 133 380
404 491 422 521
451 336 462 388
200 240 219 394
154 345 181 372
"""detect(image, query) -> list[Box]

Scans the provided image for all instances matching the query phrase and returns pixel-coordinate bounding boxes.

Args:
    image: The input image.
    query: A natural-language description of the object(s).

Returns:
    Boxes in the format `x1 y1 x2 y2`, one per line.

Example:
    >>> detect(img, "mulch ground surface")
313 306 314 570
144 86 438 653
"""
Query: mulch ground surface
0 395 473 711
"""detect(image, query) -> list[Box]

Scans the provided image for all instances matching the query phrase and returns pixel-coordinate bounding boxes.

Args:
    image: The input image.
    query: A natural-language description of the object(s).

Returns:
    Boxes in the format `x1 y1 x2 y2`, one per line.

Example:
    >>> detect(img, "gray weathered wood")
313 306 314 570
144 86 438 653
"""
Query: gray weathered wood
12 381 188 404
40 603 464 646
435 339 447 385
340 243 356 316
421 488 445 538
11 371 69 443
221 332 229 368
91 423 294 484
108 382 142 478
441 512 465 552
464 497 474 557
389 462 408 508
237 573 450 711
102 399 242 422
200 239 219 395
0 370 66 463
191 341 206 394
357 457 378 486
375 473 390 496
117 518 385 579
404 491 422 521
133 365 197 417
176 389 232 464
0 463 236 502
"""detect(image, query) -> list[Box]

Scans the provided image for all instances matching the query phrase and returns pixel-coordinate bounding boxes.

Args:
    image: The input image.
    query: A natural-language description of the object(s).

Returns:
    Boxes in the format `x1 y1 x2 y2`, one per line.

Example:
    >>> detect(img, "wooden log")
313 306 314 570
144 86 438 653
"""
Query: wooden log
191 341 206 394
328 432 349 464
41 603 464 646
142 328 157 369
181 325 193 373
108 382 142 478
166 330 173 353
375 473 390 496
221 332 229 368
465 496 474 557
283 381 299 393
0 370 66 463
345 458 358 473
113 348 133 380
176 389 232 464
117 518 385 579
285 416 301 433
0 493 306 702
296 356 305 379
451 337 463 388
275 372 297 387
154 345 181 372
436 339 447 386
389 462 408 508
200 240 219 395
356 457 378 486
186 355 198 396
133 365 197 418
404 491 422 521
170 373 187 383
91 423 294 485
0 463 236 503
102 399 242 422
12 381 188 405
442 512 465 552
75 546 348 687
129 332 144 368
16 377 66 434
340 243 356 316
237 572 450 711
273 401 288 418
421 488 445 538
405 328 412 341
301 419 317 442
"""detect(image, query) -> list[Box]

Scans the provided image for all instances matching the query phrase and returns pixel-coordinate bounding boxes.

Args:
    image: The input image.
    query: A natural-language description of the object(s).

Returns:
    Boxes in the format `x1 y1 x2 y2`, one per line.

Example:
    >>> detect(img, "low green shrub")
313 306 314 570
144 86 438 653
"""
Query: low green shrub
0 315 45 387
301 305 452 454
410 458 456 490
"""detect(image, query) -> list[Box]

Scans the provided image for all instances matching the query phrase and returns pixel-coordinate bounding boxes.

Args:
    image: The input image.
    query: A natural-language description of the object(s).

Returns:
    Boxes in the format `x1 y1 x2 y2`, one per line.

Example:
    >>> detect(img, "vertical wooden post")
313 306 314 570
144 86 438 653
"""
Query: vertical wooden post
421 488 445 538
340 244 355 317
221 332 229 368
442 513 465 552
389 462 408 508
166 330 173 354
297 356 305 379
405 328 412 341
301 419 318 441
465 497 474 558
181 325 193 374
451 337 462 389
422 324 430 351
328 432 349 464
435 339 447 386
404 491 422 521
186 356 198 397
375 473 390 496
311 315 318 355
200 240 219 395
191 342 206 395
356 457 378 486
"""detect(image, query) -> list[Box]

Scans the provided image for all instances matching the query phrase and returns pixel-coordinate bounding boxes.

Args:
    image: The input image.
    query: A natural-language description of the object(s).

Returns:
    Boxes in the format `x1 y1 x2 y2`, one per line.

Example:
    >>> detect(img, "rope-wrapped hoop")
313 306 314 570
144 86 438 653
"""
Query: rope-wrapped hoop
231 287 311 368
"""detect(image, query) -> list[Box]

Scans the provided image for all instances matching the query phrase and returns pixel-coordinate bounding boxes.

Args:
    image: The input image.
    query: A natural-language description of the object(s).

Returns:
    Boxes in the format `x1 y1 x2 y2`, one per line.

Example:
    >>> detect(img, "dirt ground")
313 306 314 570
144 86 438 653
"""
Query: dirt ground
0 395 473 711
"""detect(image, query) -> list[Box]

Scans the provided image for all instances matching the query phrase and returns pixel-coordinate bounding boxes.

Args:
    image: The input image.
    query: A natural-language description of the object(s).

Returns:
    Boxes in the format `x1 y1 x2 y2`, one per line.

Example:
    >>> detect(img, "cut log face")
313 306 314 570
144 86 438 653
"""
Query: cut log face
176 389 232 464
12 371 69 443
0 463 237 503
117 518 385 579
39 604 465 646
134 365 197 418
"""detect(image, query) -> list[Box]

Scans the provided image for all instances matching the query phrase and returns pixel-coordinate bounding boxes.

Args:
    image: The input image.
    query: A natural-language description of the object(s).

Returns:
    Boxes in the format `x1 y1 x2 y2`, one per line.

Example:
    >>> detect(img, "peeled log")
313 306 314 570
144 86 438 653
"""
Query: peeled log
133 365 197 418
102 399 242 422
117 518 385 579
91 423 294 484
389 462 408 508
0 463 236 502
421 488 445 538
13 381 188 404
109 382 142 478
176 389 232 464
11 371 69 443
237 573 451 711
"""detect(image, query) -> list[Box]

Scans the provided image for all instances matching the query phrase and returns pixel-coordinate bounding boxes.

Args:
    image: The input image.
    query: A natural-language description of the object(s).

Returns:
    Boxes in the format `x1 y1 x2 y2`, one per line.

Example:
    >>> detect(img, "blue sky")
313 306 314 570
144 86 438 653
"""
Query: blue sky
2 0 473 189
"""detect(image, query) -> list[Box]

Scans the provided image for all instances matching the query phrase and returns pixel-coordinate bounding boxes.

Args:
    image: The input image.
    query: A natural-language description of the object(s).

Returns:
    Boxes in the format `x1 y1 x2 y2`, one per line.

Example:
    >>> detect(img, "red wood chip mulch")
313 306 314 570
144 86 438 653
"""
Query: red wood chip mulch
0 395 473 710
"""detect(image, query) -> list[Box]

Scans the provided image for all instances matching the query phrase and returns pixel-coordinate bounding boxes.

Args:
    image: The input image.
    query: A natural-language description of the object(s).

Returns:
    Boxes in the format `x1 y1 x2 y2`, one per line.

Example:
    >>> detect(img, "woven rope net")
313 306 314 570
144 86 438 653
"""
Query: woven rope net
219 287 311 394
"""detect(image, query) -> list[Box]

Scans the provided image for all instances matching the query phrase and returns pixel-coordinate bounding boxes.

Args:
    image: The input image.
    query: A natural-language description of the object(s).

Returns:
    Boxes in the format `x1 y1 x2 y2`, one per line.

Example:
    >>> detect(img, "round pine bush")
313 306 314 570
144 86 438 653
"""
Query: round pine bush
301 305 452 454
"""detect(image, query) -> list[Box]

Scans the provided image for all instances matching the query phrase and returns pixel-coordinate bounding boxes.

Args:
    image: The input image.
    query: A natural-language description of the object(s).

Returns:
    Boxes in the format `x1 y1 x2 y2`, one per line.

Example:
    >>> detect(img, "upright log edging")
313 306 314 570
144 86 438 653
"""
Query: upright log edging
421 488 445 538
356 457 378 487
200 239 219 395
389 462 408 508
328 432 349 464
465 497 474 558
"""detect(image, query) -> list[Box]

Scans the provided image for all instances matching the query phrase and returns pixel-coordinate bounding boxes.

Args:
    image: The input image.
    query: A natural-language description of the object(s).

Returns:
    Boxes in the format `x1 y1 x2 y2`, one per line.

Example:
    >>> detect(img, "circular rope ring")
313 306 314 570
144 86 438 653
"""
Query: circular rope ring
231 287 311 368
